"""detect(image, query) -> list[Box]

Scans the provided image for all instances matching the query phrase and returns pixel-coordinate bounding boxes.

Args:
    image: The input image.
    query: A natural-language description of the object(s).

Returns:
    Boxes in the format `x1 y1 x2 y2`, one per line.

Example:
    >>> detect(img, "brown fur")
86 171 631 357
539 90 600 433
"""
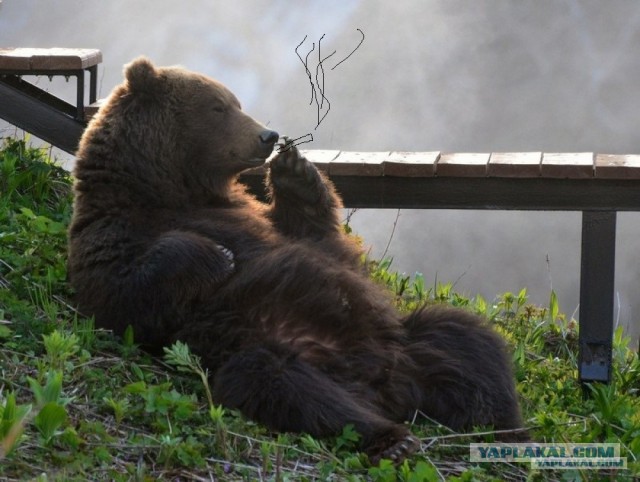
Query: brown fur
68 57 526 463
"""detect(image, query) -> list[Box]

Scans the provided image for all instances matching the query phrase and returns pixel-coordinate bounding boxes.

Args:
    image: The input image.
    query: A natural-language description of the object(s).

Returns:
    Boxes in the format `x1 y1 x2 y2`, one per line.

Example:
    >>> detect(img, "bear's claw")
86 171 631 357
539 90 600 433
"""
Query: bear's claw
216 244 235 270
369 434 420 466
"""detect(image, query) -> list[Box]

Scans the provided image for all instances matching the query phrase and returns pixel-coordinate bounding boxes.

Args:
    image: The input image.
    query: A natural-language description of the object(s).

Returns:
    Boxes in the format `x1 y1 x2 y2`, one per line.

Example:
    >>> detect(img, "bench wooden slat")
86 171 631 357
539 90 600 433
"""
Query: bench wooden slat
541 152 594 178
595 154 640 179
0 48 102 71
436 153 490 177
301 149 340 173
328 151 387 176
384 151 439 177
488 152 542 177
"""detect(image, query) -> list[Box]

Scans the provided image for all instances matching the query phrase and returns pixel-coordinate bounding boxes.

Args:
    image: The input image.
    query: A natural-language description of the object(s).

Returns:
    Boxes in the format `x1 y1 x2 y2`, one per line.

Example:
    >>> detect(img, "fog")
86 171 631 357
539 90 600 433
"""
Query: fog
1 0 639 342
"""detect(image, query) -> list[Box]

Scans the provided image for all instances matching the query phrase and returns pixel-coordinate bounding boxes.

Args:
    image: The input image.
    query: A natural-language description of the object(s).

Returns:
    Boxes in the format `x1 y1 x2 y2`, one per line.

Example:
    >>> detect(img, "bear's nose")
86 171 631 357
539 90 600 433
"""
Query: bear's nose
259 130 279 145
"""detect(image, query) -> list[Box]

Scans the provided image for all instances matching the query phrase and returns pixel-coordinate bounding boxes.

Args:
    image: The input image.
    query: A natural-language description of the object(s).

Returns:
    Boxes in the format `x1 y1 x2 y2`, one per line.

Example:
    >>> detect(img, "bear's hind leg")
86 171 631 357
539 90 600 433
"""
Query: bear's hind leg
213 343 419 463
403 306 526 439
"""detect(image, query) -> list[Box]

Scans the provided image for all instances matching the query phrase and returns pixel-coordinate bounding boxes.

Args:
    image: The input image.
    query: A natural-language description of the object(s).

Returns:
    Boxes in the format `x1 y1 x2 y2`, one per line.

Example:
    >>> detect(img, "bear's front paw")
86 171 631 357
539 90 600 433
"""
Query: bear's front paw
269 137 326 204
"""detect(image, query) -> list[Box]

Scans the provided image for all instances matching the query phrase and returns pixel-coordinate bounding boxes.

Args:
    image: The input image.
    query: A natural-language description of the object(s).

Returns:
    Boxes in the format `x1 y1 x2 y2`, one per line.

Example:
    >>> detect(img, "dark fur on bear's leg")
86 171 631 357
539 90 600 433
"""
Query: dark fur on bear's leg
404 305 527 440
213 343 420 462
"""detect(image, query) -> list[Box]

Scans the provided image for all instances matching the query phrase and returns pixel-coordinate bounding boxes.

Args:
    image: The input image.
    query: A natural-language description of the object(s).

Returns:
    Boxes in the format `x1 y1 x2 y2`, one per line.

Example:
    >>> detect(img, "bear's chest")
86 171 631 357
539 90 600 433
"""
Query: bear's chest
178 207 279 259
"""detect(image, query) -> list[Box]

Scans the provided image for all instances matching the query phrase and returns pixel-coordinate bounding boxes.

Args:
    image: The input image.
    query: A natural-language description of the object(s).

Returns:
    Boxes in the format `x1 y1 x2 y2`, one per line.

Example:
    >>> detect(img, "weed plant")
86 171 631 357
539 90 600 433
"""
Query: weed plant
0 138 638 481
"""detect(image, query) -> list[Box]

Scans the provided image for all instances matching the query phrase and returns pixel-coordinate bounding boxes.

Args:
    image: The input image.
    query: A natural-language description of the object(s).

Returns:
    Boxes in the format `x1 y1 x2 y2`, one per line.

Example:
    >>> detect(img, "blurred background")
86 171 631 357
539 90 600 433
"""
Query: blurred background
1 0 638 343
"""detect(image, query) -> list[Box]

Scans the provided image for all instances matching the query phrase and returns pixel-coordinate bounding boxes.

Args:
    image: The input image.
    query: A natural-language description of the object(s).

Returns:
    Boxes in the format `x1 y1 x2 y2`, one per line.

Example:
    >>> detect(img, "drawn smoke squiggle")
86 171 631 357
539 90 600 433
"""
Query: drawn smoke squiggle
279 29 365 152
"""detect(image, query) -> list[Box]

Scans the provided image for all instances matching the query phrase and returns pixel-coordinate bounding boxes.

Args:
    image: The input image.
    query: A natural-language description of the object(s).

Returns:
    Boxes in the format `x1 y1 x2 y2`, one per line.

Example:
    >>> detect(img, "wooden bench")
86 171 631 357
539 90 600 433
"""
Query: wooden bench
0 48 102 152
242 151 640 385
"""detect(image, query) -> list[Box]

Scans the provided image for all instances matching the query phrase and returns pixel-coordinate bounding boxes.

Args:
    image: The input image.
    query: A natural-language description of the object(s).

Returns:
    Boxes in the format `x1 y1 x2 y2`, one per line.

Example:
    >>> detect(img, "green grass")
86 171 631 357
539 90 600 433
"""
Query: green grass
0 137 639 481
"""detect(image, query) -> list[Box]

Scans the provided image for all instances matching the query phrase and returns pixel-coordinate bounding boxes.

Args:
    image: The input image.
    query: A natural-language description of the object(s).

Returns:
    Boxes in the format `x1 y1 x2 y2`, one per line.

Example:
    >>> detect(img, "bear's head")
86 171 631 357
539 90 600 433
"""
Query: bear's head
78 57 279 201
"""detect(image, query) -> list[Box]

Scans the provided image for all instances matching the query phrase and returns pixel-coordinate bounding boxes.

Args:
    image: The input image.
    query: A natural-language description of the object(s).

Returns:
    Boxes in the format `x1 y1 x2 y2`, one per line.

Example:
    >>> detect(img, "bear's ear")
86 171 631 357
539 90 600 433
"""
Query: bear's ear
124 56 160 94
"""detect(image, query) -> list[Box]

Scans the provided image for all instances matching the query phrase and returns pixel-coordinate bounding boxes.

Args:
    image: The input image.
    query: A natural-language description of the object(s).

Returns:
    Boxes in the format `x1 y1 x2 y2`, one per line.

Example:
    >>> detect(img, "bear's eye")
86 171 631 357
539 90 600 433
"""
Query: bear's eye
213 106 226 114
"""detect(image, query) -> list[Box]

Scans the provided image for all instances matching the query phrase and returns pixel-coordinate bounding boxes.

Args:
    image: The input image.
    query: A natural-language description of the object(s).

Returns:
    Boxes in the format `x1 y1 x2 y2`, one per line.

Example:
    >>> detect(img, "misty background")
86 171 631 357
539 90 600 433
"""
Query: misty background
1 0 638 343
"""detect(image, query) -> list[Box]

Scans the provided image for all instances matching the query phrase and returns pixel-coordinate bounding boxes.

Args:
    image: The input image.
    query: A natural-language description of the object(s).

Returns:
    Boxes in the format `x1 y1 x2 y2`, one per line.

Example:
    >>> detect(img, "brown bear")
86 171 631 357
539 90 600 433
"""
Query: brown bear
68 57 525 463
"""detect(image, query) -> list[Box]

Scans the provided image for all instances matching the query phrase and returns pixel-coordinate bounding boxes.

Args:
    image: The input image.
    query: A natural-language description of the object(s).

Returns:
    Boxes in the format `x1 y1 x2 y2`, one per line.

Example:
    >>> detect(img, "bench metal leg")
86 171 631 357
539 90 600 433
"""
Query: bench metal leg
578 210 616 384
75 66 97 119
75 70 85 120
88 65 98 103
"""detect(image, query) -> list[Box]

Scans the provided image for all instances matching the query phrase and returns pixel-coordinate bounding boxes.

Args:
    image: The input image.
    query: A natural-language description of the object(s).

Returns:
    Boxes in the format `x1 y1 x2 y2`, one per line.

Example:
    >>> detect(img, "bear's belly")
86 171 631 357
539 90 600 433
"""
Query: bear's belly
213 239 404 353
